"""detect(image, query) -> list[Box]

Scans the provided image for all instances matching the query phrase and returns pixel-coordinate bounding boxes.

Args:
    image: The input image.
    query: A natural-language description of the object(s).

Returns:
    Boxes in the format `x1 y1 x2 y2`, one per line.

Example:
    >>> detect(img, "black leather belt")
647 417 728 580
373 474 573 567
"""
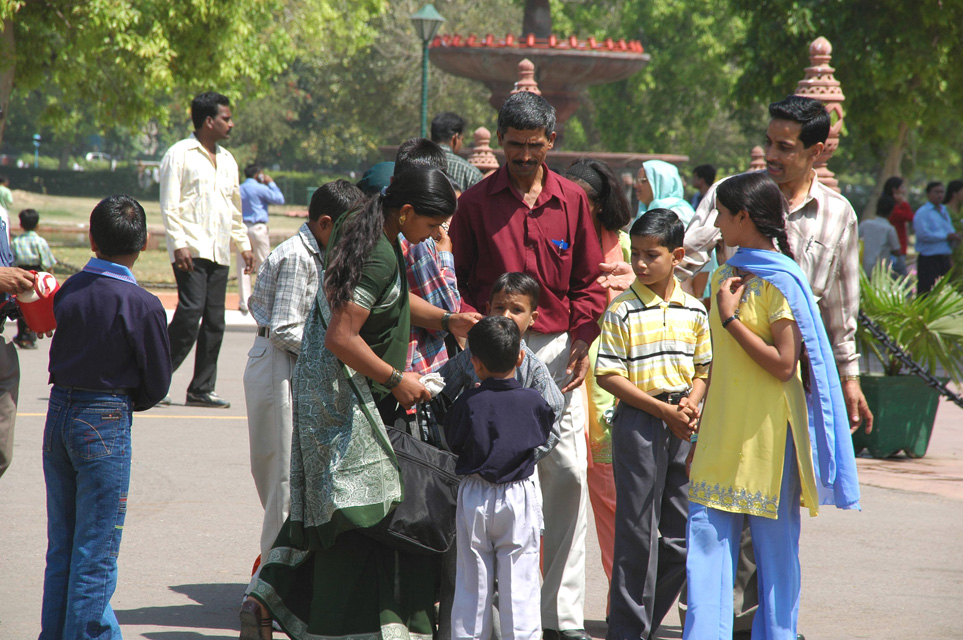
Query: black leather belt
257 326 270 337
56 384 133 396
654 390 690 405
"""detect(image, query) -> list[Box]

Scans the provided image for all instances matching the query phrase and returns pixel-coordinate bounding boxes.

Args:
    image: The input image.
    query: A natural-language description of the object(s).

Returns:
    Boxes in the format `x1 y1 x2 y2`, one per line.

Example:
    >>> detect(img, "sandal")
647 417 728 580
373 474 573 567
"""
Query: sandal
239 598 273 640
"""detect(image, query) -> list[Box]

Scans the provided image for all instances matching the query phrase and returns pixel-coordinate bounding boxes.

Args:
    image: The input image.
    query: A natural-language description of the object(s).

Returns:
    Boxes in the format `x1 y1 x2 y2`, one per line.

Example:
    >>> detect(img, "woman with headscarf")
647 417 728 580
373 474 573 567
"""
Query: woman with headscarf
635 160 697 226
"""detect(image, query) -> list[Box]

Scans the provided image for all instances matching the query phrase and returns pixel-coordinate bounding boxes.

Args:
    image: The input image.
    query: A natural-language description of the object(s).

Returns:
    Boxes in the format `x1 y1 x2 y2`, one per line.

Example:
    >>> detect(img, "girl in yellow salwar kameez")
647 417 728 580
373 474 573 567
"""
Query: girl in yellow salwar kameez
684 172 860 640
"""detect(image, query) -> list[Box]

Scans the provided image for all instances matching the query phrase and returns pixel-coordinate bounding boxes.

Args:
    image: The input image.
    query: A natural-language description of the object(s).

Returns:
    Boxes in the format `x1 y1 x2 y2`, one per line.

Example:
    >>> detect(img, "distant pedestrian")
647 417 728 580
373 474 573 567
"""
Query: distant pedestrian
943 179 963 283
11 208 56 348
40 194 172 640
882 176 914 276
914 181 960 294
237 164 285 313
159 91 253 408
0 175 12 243
431 112 484 192
690 164 716 210
859 196 901 277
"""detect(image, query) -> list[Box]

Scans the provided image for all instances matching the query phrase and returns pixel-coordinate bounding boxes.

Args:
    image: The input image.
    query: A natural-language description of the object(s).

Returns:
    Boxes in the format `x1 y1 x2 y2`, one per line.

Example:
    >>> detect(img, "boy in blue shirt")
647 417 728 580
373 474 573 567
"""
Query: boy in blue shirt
445 315 556 640
40 194 172 639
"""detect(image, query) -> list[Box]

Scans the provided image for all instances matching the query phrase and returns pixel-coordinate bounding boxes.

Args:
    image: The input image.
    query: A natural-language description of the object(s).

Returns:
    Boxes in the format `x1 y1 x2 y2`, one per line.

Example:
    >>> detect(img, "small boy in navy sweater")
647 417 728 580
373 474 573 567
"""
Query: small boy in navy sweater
444 315 555 640
40 194 172 639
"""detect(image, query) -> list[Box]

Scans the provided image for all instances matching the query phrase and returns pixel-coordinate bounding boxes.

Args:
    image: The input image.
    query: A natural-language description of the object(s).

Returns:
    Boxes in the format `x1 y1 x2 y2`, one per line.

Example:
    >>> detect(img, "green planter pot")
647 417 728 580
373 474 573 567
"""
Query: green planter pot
852 375 942 458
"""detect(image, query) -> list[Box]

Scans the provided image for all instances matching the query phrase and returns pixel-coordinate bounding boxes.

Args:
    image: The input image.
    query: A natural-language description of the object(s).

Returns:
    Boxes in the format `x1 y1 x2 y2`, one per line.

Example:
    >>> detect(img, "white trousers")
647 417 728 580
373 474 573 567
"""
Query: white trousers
236 223 271 310
453 474 543 640
242 335 295 562
526 331 589 631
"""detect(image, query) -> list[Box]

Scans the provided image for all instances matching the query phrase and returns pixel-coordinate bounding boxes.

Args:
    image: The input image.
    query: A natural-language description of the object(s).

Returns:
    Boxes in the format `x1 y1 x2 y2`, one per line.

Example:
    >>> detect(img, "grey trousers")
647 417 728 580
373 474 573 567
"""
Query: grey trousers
607 404 690 640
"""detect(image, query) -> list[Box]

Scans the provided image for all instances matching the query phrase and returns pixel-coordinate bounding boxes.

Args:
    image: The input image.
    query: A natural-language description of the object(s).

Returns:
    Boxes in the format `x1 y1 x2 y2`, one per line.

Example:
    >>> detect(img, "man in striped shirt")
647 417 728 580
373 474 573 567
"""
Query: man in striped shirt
596 209 711 640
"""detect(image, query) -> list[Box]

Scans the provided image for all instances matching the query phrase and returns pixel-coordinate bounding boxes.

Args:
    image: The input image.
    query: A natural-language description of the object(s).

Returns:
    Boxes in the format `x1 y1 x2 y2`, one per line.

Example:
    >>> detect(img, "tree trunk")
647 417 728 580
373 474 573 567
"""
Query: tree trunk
862 120 910 220
0 19 15 151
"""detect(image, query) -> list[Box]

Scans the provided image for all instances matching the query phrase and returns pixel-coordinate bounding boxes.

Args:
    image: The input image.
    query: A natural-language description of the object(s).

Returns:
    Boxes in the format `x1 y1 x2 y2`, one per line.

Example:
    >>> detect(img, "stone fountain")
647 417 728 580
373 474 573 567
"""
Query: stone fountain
428 0 649 145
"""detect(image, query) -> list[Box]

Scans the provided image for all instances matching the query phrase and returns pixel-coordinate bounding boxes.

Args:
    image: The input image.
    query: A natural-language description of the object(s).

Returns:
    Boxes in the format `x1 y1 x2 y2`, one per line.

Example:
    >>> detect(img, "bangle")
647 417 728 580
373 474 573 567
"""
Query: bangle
722 314 739 329
841 375 860 382
690 433 698 443
384 368 403 390
441 311 452 333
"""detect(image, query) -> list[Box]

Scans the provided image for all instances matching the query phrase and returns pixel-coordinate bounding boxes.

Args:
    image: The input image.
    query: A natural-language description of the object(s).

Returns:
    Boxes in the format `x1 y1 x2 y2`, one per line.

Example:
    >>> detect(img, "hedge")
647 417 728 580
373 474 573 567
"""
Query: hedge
3 167 351 205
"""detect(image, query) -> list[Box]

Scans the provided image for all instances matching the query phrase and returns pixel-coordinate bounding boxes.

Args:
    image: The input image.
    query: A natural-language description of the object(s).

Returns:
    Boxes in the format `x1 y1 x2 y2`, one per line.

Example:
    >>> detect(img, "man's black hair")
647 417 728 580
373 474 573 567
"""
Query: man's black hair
693 164 716 185
244 164 261 180
490 271 541 310
629 208 684 251
768 95 830 149
926 181 944 194
876 194 896 219
18 208 39 231
394 138 448 175
468 315 521 374
309 179 364 224
430 112 466 144
0 175 8 184
191 92 230 130
89 195 148 256
497 91 556 137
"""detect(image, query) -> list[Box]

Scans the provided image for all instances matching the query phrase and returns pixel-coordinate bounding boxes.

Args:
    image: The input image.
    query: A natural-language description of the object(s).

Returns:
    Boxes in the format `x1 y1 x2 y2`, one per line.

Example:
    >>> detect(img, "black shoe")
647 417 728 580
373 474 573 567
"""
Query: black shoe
13 338 37 349
186 391 231 408
544 630 592 640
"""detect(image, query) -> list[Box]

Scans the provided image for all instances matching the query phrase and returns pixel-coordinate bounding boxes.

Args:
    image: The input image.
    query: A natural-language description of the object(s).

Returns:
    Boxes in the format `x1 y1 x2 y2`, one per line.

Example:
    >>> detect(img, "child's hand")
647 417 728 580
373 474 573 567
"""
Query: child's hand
678 396 700 422
716 276 745 320
662 402 695 441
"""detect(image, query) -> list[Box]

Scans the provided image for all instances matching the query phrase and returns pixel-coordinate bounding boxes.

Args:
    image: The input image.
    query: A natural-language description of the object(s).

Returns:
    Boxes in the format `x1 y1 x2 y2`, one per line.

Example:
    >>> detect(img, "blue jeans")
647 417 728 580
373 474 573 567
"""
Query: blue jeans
40 386 133 640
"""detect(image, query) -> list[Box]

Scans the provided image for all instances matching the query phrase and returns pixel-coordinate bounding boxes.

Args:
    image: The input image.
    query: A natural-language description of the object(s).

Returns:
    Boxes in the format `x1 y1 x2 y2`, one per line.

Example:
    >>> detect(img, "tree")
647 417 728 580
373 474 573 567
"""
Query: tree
549 0 756 173
0 0 385 155
728 0 963 214
230 0 521 170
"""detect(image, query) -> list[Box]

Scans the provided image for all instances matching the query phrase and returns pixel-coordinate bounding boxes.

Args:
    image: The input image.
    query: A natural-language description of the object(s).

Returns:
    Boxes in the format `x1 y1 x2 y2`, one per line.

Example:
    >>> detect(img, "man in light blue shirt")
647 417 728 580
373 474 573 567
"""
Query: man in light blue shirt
238 164 285 312
914 181 960 294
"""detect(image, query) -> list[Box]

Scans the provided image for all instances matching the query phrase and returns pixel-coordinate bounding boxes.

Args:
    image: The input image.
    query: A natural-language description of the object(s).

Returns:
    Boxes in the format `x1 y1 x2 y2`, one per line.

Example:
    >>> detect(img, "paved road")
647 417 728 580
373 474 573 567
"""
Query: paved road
2 324 962 639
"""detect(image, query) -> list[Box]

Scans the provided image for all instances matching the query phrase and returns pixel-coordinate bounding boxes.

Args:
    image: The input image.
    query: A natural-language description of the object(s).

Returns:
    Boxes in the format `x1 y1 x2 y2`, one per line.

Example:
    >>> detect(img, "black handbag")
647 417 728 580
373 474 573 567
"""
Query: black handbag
361 402 462 555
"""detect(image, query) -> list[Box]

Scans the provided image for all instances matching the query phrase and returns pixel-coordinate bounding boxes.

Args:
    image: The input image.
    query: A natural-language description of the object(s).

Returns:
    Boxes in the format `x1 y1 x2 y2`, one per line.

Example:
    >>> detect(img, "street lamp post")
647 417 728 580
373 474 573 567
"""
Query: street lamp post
410 4 445 138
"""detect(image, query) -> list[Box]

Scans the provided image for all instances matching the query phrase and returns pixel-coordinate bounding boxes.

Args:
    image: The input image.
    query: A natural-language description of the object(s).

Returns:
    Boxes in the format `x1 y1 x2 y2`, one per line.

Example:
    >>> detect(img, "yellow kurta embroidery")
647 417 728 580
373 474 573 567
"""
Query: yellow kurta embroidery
689 264 819 518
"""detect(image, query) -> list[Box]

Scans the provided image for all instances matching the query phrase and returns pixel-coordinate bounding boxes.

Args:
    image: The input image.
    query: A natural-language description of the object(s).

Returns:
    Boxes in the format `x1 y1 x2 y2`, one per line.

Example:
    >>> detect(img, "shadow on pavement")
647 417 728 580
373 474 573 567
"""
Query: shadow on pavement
143 634 238 640
115 583 245 631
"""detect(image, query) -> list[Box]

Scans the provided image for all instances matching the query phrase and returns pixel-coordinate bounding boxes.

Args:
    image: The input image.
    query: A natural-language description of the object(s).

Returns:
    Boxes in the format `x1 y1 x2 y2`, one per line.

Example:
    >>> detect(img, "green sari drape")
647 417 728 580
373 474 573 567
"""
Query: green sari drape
249 275 438 640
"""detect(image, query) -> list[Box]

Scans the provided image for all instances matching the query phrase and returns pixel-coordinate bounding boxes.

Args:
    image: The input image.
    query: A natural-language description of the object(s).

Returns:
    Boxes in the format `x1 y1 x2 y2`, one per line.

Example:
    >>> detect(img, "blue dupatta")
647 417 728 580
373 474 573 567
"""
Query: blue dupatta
727 248 861 511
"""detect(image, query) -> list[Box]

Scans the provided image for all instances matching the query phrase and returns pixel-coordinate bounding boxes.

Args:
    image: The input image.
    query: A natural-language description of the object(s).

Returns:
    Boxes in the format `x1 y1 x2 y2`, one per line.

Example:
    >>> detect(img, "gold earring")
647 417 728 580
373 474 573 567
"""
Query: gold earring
399 214 406 225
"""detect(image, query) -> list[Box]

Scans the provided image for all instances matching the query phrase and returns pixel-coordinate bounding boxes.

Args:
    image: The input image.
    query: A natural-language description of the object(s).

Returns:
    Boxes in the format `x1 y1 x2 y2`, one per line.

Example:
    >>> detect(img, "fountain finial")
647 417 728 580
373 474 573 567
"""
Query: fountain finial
468 127 500 176
794 36 845 192
511 59 541 96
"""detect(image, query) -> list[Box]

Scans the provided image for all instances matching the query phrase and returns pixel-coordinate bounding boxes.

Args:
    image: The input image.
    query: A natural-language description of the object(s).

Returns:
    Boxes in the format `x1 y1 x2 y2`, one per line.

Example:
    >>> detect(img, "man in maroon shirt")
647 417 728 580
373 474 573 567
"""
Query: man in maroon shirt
450 91 605 640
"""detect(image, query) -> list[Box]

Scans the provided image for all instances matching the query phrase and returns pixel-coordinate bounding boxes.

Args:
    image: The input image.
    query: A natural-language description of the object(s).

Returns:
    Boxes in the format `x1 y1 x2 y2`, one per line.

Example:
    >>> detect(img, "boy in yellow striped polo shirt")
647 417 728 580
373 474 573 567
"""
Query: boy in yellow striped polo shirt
595 208 711 640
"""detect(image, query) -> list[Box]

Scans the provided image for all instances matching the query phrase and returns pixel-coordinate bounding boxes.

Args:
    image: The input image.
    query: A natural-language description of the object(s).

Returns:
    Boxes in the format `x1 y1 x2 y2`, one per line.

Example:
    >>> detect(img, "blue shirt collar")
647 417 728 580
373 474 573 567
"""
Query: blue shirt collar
82 258 138 284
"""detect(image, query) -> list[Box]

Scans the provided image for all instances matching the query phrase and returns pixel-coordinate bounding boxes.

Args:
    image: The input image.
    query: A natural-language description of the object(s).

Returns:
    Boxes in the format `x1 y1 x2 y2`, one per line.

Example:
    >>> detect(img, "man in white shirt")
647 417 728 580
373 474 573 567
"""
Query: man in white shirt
160 92 253 408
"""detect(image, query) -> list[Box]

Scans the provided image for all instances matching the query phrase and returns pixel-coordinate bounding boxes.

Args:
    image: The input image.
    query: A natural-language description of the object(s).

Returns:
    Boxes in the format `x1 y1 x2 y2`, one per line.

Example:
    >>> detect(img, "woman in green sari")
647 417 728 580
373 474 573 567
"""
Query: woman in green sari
241 166 478 640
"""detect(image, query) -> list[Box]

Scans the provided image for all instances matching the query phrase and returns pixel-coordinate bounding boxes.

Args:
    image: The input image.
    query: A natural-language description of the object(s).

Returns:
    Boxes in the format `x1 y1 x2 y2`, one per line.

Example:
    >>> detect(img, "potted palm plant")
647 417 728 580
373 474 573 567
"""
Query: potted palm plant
854 267 963 458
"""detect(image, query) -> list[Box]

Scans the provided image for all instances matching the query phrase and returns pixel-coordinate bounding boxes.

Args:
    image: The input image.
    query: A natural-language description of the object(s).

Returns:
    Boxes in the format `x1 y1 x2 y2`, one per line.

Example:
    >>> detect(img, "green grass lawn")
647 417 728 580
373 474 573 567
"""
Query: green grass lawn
21 190 308 285
51 246 180 286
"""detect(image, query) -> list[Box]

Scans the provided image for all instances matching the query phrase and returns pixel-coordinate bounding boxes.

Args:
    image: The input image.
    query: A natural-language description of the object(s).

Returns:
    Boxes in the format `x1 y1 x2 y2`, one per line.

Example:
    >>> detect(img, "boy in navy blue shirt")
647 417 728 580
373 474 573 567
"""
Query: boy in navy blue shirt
40 195 172 639
445 315 555 640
